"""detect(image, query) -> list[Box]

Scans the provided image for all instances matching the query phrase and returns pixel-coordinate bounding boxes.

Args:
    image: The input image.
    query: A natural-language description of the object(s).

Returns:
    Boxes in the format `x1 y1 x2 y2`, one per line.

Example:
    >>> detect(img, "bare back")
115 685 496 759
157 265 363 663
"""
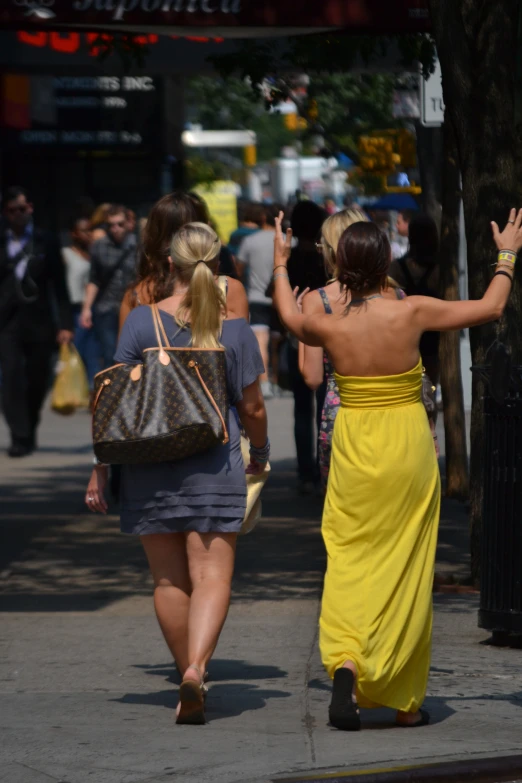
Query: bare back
313 297 421 377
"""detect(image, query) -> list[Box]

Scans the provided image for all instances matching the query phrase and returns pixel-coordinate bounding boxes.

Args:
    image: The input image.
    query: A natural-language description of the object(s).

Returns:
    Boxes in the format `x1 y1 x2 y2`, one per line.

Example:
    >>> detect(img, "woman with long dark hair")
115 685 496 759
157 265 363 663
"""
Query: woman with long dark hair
119 192 248 328
273 208 522 730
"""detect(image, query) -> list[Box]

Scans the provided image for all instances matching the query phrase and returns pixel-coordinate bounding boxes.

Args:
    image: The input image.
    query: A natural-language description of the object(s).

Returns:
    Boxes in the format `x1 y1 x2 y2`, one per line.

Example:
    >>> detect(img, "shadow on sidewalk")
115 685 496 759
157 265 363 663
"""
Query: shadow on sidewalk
0 457 325 612
115 657 292 721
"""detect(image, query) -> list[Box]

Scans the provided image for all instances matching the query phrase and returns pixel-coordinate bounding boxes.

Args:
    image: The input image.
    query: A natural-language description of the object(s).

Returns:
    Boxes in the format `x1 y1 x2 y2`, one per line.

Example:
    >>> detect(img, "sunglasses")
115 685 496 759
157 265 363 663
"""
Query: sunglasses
108 221 126 229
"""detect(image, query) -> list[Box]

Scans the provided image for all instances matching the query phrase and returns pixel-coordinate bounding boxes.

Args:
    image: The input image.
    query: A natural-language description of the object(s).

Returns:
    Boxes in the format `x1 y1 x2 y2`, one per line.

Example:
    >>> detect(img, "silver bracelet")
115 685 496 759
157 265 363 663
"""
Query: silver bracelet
273 273 290 280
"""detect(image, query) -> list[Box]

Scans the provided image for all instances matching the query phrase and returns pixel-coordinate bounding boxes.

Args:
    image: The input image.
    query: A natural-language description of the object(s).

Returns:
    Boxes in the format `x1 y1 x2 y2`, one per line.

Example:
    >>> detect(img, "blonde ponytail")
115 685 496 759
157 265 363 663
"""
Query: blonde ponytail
170 222 226 349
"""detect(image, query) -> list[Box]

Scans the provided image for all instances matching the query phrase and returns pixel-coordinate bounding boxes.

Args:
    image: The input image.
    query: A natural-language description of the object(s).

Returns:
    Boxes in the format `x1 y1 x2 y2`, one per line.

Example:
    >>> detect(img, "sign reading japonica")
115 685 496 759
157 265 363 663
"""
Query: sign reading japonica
5 0 430 33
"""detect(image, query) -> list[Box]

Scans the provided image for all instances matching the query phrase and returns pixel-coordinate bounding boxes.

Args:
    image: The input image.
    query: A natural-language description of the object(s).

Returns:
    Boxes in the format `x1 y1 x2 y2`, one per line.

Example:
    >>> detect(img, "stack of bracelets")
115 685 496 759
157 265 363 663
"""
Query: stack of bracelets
250 438 270 465
494 249 517 281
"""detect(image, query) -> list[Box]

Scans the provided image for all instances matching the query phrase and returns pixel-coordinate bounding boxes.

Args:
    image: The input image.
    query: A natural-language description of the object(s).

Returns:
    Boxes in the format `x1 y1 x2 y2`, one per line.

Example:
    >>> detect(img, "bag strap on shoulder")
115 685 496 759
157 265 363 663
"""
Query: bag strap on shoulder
150 304 172 357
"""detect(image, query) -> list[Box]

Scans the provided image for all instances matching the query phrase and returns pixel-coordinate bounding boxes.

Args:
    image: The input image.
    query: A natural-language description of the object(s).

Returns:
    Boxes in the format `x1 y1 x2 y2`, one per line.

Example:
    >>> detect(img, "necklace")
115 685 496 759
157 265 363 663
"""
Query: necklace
350 294 383 305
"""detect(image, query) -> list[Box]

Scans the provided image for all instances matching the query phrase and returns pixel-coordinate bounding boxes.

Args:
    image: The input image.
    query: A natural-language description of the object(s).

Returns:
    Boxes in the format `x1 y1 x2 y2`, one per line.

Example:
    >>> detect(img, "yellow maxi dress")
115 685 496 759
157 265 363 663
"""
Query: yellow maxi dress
320 359 441 713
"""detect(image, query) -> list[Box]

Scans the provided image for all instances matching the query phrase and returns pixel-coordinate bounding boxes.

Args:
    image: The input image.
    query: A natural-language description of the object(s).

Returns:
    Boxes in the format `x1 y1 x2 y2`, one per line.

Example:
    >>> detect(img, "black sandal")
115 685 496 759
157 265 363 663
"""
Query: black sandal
396 709 430 728
329 668 361 731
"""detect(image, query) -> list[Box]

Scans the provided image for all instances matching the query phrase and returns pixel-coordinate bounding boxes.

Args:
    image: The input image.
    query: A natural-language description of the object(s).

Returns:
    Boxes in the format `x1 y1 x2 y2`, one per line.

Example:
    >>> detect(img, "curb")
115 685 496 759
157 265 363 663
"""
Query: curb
274 754 522 783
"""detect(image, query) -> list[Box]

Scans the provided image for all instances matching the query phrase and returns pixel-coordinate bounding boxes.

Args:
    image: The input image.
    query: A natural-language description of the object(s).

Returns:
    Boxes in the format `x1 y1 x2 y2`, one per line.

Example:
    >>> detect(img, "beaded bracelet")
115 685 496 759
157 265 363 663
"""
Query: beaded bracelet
250 438 270 463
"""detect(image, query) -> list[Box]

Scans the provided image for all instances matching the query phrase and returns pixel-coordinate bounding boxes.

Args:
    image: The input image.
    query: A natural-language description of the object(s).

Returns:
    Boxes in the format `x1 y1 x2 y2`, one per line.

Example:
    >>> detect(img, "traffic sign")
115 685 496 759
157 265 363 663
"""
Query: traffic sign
421 58 444 127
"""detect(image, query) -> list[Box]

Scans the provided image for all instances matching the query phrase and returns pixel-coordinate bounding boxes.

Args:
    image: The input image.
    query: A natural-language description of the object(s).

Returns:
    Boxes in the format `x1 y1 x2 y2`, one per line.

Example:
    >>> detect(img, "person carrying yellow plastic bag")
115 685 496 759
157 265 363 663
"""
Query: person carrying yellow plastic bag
51 343 90 415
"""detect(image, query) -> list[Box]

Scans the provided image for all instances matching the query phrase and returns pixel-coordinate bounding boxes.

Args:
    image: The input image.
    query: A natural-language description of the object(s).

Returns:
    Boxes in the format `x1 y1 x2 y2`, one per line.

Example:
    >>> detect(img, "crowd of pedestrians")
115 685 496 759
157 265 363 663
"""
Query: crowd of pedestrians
2 181 519 732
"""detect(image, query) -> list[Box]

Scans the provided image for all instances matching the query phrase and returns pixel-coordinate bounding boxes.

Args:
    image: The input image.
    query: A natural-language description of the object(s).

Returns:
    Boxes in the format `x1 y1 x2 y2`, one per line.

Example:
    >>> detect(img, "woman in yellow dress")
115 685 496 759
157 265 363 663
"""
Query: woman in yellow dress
273 208 522 730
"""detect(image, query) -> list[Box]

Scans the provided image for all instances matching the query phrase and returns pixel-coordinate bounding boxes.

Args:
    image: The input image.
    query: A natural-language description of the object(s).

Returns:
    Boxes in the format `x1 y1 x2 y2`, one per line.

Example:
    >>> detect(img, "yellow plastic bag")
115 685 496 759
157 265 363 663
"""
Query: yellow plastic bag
51 343 90 415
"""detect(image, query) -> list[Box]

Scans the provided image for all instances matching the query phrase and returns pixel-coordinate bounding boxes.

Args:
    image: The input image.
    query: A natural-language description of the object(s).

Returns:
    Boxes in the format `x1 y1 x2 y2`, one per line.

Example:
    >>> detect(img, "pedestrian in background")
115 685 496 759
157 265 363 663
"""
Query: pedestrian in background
228 201 263 266
391 208 414 259
86 222 267 726
286 200 328 493
237 204 281 399
0 186 73 457
119 191 248 328
273 208 521 731
80 204 138 370
62 216 100 390
90 203 112 243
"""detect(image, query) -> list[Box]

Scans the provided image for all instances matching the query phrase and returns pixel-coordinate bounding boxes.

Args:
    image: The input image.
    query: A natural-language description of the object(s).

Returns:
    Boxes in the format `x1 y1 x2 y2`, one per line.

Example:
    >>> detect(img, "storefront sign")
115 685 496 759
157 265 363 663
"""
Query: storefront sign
1 71 162 151
2 0 430 34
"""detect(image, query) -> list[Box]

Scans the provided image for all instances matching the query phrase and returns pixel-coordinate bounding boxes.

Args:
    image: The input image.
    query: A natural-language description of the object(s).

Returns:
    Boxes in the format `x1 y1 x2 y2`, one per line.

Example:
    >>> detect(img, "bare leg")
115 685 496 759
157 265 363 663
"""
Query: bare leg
182 531 237 682
253 327 270 383
270 332 282 386
141 533 191 674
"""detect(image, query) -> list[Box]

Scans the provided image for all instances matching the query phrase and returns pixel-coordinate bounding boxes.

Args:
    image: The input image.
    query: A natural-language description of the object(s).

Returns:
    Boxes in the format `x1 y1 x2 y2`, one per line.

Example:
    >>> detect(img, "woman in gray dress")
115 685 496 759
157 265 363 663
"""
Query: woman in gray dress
85 223 268 725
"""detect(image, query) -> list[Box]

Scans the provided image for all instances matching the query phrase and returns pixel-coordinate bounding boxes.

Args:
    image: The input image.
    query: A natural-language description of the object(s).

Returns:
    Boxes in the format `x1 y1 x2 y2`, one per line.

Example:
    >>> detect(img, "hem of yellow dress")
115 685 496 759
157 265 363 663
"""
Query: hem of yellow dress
357 691 424 713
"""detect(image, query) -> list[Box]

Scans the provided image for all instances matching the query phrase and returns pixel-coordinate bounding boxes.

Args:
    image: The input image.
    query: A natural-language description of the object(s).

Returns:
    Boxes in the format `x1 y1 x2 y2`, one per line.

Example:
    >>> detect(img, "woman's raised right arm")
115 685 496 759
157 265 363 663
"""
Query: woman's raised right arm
413 209 522 334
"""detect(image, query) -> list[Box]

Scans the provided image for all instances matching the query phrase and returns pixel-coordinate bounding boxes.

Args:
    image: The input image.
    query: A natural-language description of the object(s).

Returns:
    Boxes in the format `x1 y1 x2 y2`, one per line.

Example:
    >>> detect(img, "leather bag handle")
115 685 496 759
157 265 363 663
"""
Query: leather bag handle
150 304 171 365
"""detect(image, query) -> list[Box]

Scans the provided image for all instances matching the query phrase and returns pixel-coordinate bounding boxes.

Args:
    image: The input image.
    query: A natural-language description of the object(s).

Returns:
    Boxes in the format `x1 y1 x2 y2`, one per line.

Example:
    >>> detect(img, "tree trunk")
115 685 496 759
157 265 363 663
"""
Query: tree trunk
438 115 469 499
428 0 522 583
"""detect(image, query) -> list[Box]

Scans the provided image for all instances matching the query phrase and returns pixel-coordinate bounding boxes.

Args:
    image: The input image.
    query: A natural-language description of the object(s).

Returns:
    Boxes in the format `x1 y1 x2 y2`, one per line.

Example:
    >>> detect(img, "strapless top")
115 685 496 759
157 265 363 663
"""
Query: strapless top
334 359 423 410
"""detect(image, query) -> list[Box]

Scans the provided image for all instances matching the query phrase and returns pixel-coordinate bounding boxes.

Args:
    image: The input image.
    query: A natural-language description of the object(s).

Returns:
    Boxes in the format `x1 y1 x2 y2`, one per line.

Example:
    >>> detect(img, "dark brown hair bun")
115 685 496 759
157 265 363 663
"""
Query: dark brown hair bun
337 222 391 294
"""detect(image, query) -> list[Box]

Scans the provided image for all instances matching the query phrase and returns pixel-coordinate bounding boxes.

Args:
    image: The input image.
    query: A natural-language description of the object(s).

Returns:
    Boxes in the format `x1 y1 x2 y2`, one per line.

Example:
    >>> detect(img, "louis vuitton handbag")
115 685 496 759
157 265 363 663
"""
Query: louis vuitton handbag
92 304 229 465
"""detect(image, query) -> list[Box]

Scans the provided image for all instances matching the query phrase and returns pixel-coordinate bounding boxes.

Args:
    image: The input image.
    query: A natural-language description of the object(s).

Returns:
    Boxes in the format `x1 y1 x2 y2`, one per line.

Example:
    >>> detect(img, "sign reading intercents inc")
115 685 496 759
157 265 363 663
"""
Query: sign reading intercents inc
2 0 430 34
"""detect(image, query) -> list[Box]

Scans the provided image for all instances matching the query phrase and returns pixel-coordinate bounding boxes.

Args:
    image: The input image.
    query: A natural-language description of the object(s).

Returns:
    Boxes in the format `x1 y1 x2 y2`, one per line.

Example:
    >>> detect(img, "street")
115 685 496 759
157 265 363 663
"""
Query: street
1 399 521 783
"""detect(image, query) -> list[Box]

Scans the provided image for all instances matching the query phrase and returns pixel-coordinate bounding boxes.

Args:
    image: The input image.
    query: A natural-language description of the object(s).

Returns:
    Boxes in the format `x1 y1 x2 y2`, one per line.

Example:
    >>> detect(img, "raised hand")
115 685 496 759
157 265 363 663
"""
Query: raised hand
294 286 311 313
274 210 292 267
491 208 522 253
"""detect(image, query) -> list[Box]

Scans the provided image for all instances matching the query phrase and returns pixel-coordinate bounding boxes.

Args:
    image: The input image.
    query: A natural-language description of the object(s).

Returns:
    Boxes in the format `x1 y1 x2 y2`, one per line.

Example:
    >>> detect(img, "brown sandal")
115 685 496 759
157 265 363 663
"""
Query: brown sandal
176 665 207 725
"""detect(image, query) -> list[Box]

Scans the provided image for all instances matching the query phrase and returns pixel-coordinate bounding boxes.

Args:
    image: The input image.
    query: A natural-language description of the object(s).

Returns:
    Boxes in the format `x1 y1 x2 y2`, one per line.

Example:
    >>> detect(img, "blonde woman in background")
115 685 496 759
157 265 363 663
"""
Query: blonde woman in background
299 209 406 489
85 222 267 725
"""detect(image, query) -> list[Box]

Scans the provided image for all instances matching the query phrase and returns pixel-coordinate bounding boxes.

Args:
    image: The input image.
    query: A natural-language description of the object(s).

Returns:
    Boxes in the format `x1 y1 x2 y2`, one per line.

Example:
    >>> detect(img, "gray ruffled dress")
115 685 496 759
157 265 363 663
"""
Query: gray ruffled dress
114 307 264 535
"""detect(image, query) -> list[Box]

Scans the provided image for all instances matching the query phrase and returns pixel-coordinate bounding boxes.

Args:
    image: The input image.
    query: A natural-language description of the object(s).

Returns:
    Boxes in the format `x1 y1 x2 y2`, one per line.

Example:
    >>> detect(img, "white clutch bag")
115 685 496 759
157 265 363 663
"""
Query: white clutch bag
240 435 270 535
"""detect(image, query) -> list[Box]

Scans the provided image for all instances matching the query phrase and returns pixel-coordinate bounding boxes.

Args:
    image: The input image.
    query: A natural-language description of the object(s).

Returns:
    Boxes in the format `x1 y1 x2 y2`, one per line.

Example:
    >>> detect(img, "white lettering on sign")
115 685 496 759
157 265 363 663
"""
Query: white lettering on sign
20 130 57 144
74 0 241 19
53 76 121 91
421 57 444 127
122 76 154 91
103 96 127 107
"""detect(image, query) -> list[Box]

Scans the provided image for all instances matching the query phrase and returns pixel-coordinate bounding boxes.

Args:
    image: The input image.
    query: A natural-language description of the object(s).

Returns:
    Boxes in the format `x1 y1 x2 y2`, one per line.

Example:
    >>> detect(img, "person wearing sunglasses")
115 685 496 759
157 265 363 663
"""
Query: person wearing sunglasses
0 186 74 457
80 204 138 371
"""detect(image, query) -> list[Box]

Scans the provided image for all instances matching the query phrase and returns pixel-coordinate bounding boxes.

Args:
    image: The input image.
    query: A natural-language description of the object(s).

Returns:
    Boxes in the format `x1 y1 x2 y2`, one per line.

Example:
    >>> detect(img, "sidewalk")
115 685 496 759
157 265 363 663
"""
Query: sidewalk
1 400 520 783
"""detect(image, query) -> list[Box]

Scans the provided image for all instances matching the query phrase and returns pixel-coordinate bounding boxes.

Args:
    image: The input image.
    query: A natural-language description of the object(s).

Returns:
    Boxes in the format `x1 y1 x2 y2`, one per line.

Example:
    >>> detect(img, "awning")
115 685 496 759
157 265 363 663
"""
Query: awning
0 1 430 37
371 194 420 211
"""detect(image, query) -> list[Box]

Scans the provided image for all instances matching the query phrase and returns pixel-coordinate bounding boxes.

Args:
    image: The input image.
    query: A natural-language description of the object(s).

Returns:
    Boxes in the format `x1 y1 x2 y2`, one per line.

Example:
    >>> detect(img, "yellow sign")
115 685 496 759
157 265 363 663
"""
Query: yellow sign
193 180 238 244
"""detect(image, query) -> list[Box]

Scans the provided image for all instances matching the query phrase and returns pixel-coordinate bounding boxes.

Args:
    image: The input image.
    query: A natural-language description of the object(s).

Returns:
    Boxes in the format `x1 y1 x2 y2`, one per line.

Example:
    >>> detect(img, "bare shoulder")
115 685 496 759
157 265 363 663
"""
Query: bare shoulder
302 289 324 313
224 276 248 319
226 276 246 296
303 310 332 335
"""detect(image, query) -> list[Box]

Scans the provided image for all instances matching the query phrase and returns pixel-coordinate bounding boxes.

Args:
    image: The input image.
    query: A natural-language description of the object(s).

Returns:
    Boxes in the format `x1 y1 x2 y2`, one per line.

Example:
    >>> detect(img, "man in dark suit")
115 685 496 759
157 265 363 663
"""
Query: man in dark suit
0 186 74 457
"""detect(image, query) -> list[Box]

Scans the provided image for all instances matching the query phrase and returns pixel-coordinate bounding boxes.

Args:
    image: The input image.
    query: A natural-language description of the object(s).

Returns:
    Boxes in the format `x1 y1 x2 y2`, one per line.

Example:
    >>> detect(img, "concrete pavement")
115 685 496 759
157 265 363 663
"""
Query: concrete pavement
1 398 521 783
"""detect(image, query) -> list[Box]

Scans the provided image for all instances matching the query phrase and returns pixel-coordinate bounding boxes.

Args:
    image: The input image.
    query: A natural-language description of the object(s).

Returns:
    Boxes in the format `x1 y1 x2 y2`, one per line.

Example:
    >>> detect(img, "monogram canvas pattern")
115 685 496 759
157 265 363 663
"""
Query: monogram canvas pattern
93 348 229 465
